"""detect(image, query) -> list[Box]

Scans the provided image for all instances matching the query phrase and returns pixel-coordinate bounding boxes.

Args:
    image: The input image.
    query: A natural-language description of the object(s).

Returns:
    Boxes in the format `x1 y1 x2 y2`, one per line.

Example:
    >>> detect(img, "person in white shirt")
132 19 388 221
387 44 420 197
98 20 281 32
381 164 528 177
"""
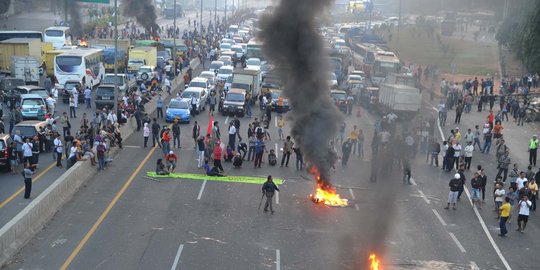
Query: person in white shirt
494 184 506 216
228 123 237 150
463 141 474 170
71 87 79 107
517 194 533 232
453 141 462 170
164 77 171 94
22 138 33 167
516 172 528 190
46 95 56 115
51 85 59 99
53 134 63 167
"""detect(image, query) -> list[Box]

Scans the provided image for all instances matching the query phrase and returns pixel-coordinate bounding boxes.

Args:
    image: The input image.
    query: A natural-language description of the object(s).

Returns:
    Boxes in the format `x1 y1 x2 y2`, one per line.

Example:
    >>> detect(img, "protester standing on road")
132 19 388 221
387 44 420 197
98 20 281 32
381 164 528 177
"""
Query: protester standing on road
280 136 293 167
528 179 538 211
61 112 70 138
213 141 224 172
254 137 266 168
172 119 181 148
192 121 200 148
349 125 359 155
228 122 236 150
84 86 91 109
53 133 63 168
464 141 473 170
22 138 33 167
262 175 280 214
445 174 461 210
471 172 482 209
22 163 33 199
161 128 171 156
342 138 352 167
156 94 164 119
498 197 511 237
197 135 205 168
151 118 161 148
517 195 533 232
277 115 285 141
8 141 18 174
143 123 150 148
529 135 538 167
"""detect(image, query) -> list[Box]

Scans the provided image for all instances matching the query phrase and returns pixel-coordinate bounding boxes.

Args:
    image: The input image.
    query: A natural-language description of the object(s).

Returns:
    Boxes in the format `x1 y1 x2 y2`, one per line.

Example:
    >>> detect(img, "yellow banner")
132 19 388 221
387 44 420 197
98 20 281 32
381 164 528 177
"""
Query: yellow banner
146 172 284 185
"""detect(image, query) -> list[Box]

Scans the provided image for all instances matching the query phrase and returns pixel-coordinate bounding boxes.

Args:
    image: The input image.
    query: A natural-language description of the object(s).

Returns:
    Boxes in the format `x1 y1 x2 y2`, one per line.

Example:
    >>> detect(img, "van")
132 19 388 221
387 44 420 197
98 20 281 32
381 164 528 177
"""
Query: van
20 94 45 120
95 85 116 109
11 120 48 140
221 88 246 117
0 133 11 170
16 85 49 100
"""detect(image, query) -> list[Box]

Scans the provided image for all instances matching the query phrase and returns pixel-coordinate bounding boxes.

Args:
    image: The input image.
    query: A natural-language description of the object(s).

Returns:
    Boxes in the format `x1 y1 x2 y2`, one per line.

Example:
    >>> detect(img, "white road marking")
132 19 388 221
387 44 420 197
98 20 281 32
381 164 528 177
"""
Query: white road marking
448 232 466 253
197 179 207 200
170 244 184 270
354 204 360 211
275 116 278 128
275 191 279 204
409 177 418 186
418 190 430 204
275 143 278 158
276 249 281 270
431 209 447 226
348 188 356 200
470 261 480 270
124 145 142 148
225 115 229 124
436 112 512 270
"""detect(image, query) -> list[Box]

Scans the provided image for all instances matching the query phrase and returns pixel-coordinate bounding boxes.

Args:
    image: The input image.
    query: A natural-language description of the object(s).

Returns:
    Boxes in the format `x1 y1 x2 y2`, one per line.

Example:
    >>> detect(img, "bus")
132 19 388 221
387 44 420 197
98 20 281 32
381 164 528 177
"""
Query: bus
43 26 72 49
246 38 264 61
371 51 401 86
54 49 105 88
0 31 43 42
352 42 378 77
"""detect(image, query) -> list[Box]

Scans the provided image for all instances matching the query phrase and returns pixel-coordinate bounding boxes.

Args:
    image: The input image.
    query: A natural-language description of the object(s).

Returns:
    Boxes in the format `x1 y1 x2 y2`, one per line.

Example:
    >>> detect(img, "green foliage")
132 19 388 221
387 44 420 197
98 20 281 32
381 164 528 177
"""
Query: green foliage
496 0 540 72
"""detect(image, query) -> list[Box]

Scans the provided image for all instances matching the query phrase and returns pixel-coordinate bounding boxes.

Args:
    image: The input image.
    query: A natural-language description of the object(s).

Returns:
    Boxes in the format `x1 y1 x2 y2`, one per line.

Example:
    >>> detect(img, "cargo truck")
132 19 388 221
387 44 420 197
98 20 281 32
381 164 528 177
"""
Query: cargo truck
378 83 421 114
0 38 42 73
128 46 157 73
11 56 40 84
230 69 261 98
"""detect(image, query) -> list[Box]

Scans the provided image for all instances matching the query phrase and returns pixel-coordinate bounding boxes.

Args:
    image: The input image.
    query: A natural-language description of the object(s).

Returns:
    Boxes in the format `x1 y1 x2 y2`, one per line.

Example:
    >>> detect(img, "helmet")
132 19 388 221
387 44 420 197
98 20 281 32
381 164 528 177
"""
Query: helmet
454 173 461 179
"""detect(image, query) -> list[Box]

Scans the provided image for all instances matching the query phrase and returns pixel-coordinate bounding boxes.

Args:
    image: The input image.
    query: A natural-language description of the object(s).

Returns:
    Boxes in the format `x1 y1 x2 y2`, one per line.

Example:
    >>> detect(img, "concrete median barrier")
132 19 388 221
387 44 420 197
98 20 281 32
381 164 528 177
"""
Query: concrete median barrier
0 58 200 267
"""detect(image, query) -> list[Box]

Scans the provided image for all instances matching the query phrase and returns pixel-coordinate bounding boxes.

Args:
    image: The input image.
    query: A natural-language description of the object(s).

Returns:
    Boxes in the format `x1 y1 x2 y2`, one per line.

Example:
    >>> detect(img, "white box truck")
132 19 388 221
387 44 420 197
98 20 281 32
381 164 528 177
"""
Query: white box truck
378 83 421 113
11 56 40 84
230 69 261 98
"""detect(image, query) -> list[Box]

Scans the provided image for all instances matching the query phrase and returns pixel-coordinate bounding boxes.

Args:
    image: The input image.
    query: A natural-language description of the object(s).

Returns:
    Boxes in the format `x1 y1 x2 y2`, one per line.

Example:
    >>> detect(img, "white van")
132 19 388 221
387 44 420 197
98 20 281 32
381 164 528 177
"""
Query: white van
20 94 45 120
44 26 72 49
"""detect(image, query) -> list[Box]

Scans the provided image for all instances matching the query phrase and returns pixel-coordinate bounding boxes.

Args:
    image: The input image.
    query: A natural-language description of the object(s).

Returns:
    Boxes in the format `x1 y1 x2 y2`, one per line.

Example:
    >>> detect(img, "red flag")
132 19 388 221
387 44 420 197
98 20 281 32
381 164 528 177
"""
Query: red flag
206 113 213 143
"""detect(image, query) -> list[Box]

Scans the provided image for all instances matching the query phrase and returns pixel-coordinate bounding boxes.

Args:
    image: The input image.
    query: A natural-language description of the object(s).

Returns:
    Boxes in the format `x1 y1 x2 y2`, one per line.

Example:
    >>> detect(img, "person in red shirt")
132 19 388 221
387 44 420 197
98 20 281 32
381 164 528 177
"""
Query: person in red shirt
487 111 495 128
162 128 171 156
165 150 177 172
213 141 224 173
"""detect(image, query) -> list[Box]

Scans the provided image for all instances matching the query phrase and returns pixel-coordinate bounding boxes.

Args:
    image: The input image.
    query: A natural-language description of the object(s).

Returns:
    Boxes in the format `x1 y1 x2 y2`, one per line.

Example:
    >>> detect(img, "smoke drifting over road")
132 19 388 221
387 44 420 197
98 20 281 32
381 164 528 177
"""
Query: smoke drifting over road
66 1 82 37
258 0 343 182
122 0 159 34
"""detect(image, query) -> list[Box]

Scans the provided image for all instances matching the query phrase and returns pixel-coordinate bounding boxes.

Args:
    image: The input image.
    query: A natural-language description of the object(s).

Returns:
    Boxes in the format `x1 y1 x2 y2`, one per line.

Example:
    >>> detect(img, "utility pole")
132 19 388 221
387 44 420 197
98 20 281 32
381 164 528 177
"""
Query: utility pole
214 0 217 29
200 0 203 34
397 0 402 45
113 0 119 115
173 0 177 71
224 0 227 25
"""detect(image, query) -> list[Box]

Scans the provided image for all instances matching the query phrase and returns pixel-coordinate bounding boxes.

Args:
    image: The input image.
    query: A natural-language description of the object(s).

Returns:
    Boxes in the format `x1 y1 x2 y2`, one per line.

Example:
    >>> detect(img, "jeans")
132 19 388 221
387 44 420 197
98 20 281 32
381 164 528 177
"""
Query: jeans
455 113 462 124
518 117 524 126
499 216 508 235
351 139 358 155
56 152 62 167
281 152 290 166
98 156 105 170
254 152 263 167
198 150 205 167
24 178 32 198
473 138 482 151
496 168 509 182
85 98 91 109
247 146 255 161
157 107 163 118
173 134 180 148
152 133 161 147
439 111 447 126
213 159 224 171
482 141 491 154
358 142 364 157
430 152 439 166
144 136 149 147
530 149 537 166
70 106 76 118
296 156 304 170
464 156 472 169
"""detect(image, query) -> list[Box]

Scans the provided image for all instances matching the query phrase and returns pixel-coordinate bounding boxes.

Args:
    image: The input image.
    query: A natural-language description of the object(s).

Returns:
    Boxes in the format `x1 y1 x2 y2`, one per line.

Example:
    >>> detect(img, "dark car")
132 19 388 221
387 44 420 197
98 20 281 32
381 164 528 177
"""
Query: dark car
11 120 48 141
3 87 29 108
221 89 246 117
330 90 348 113
0 133 11 171
95 85 116 109
0 77 24 101
61 81 85 104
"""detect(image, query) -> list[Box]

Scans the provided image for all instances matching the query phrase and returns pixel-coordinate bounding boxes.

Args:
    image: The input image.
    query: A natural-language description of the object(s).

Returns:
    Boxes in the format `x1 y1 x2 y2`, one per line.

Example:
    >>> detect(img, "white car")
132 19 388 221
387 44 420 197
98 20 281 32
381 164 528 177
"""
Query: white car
189 77 213 93
230 45 244 59
199 71 216 85
217 66 234 82
328 72 338 88
220 43 232 51
209 61 224 73
221 38 235 45
246 58 261 70
181 87 208 113
218 56 233 66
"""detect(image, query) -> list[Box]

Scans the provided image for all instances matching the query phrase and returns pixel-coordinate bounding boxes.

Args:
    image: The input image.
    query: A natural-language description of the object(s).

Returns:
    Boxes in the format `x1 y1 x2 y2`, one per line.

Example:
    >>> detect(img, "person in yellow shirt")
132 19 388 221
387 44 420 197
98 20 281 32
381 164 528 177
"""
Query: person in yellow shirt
498 197 511 237
349 125 359 155
277 116 285 140
454 127 462 141
528 179 538 211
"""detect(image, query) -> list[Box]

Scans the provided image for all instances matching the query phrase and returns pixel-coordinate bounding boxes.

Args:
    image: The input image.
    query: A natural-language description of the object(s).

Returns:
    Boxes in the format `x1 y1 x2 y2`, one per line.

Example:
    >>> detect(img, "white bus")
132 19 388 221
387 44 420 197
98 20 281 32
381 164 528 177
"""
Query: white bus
246 38 264 61
54 49 105 88
44 26 71 49
372 50 401 86
0 31 43 41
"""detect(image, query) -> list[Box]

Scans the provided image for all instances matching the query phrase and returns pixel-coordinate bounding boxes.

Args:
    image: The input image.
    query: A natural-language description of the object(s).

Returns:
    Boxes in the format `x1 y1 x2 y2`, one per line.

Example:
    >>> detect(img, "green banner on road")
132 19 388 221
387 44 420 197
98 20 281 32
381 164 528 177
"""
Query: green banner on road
146 172 284 185
77 0 110 3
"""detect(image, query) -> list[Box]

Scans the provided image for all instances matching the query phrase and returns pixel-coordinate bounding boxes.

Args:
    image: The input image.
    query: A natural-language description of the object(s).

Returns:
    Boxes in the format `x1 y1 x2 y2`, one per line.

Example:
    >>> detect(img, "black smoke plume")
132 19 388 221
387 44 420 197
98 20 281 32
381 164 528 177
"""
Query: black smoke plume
0 0 10 15
122 0 159 35
66 0 82 38
258 0 343 183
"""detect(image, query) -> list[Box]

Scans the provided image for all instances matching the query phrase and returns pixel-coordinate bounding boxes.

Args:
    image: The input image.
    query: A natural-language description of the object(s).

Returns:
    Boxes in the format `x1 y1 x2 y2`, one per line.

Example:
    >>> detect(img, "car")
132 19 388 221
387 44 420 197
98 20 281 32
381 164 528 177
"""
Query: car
209 61 224 74
220 39 235 45
216 66 234 83
350 70 366 79
330 90 348 113
3 87 28 107
221 88 246 116
11 120 48 140
0 133 11 171
102 73 136 92
20 94 46 120
95 85 116 109
238 43 247 54
61 81 85 104
328 73 338 89
269 89 290 112
346 74 364 83
220 43 232 51
181 87 208 114
217 56 232 66
199 71 216 85
189 77 213 93
0 77 24 101
246 58 261 71
230 45 244 60
166 99 191 123
136 65 156 84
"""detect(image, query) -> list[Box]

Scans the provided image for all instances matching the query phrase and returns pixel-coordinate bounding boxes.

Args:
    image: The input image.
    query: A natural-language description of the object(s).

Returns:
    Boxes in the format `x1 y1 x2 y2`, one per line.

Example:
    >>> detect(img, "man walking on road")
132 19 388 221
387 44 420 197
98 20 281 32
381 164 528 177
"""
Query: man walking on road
280 136 293 167
156 94 164 119
499 197 511 237
517 195 533 233
84 86 92 109
529 135 538 166
151 118 161 148
445 174 461 210
22 163 34 199
172 119 181 148
262 175 280 214
53 133 63 168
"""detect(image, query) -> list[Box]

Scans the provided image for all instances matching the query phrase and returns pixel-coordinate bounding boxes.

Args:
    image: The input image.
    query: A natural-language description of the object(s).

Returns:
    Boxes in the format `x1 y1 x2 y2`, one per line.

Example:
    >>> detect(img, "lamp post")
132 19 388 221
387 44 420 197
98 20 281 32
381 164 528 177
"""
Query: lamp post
200 0 203 34
224 0 227 25
113 0 118 115
173 0 177 74
214 0 217 29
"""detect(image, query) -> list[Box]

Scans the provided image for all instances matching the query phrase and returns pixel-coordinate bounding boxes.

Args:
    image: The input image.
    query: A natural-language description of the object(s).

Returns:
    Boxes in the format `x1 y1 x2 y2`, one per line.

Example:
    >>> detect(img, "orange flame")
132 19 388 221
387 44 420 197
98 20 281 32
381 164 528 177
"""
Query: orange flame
309 166 348 207
369 254 380 270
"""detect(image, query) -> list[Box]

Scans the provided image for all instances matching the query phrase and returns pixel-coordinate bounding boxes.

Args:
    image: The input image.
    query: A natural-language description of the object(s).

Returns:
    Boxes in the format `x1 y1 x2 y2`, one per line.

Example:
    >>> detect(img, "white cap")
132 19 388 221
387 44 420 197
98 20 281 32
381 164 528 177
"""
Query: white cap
169 150 174 154
454 173 461 179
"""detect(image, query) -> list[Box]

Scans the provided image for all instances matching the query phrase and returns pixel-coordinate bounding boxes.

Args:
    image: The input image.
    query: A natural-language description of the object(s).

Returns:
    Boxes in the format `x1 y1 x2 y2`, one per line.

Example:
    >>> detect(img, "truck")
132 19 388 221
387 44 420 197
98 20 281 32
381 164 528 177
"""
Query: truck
102 47 127 73
0 38 42 73
102 73 136 92
378 83 421 114
128 46 157 74
44 49 74 77
230 69 261 99
164 0 183 19
11 56 40 84
384 73 418 88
